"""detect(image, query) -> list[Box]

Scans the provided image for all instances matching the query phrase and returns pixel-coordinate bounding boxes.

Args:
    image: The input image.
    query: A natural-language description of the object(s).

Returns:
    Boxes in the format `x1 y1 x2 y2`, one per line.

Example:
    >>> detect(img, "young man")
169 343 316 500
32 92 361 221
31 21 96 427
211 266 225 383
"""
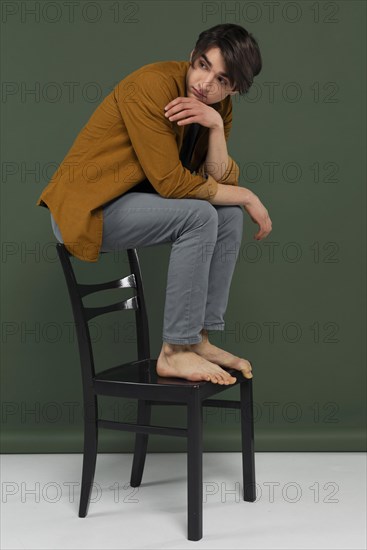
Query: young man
36 24 272 384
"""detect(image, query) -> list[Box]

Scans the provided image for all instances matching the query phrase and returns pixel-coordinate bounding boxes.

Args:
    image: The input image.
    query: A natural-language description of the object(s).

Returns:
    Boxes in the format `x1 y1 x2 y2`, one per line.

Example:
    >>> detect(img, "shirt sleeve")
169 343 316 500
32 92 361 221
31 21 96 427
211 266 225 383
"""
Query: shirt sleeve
223 96 233 141
113 71 218 200
196 154 240 187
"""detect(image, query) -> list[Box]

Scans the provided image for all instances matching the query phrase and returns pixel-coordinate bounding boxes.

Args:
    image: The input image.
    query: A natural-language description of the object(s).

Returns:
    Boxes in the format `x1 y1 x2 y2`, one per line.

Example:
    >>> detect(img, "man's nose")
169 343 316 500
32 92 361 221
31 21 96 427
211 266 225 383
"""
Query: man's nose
202 79 218 96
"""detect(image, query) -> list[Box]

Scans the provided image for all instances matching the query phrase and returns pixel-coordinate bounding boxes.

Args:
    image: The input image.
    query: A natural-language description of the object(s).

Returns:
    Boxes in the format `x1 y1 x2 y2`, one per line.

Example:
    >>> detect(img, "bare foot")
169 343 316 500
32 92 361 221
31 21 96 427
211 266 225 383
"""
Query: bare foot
189 331 253 379
157 344 237 385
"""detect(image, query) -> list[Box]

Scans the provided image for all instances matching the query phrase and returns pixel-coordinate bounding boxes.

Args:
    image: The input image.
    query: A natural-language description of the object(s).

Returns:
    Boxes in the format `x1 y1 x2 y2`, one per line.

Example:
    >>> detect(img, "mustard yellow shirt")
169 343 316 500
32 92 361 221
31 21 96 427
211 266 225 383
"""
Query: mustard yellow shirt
36 60 239 262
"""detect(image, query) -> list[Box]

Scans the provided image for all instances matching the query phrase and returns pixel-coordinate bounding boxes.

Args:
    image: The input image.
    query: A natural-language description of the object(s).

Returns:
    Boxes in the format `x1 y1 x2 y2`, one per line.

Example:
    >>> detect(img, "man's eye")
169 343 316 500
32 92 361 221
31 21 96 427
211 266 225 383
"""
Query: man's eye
199 61 228 86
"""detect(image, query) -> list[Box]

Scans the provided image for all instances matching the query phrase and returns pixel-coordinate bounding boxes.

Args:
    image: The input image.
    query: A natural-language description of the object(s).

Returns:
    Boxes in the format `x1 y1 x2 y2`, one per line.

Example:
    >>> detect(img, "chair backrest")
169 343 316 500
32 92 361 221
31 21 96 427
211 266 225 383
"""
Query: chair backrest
55 244 150 385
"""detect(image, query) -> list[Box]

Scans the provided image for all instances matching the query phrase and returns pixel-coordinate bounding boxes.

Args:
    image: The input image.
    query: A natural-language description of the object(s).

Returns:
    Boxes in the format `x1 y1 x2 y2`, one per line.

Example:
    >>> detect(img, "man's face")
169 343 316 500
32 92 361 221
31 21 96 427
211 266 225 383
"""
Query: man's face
186 46 239 105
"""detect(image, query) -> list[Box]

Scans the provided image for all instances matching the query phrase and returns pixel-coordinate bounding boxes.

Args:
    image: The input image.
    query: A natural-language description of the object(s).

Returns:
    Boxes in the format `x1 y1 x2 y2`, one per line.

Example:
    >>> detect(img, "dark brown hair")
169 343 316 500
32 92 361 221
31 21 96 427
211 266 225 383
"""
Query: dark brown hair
190 23 262 95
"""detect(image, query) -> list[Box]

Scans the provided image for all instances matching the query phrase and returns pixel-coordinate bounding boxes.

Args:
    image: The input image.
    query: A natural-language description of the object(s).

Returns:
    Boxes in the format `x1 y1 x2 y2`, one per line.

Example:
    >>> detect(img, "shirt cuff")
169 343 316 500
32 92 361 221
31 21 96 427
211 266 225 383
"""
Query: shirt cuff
186 174 218 200
196 155 239 187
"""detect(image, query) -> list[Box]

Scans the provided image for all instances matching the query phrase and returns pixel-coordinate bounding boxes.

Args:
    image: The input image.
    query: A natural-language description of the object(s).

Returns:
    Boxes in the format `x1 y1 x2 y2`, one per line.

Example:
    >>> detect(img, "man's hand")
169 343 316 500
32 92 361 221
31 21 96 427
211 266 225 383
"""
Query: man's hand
244 194 273 241
164 97 223 129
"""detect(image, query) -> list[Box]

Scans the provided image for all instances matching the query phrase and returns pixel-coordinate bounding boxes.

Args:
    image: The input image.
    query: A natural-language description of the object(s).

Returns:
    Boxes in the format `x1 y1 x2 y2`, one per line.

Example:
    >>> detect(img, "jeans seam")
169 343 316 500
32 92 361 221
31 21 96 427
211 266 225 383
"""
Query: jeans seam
102 207 196 243
181 213 202 341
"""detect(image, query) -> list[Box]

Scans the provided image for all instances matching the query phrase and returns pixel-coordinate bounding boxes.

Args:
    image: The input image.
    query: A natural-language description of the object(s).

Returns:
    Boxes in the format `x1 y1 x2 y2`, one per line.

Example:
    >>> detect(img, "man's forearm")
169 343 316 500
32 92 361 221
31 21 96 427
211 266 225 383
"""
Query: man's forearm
207 182 255 206
201 120 256 206
204 123 229 181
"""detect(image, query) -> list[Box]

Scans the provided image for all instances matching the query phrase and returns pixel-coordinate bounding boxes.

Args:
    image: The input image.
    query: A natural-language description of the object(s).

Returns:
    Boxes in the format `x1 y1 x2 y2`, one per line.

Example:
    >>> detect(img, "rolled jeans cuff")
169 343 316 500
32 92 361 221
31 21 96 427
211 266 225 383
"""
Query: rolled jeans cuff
203 323 225 331
162 335 203 345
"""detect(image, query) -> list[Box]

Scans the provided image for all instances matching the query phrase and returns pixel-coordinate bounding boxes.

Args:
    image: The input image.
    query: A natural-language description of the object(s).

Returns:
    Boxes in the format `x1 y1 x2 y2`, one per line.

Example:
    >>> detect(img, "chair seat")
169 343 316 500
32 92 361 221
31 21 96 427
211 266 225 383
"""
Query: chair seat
93 358 242 401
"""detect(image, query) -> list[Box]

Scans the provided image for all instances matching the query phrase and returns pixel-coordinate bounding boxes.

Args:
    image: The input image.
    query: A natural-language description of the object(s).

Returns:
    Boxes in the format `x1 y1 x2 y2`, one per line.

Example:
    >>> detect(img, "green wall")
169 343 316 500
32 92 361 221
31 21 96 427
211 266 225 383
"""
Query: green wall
1 1 365 452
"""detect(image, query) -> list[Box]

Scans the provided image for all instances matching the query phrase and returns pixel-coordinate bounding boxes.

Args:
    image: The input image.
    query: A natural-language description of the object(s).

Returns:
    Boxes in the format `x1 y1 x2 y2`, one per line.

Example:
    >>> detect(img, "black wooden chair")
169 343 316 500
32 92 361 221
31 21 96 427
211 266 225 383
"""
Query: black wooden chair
55 242 256 541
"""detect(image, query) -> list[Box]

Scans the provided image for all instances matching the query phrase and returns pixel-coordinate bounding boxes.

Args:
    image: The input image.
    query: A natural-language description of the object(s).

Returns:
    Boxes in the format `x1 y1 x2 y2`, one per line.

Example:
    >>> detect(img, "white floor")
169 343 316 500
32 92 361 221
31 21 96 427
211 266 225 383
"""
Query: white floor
1 452 366 549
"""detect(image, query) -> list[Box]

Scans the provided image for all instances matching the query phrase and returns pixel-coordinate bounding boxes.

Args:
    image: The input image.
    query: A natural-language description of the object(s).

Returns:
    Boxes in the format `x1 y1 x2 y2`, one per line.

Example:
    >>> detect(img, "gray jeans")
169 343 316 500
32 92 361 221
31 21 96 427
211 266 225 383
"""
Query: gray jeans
50 192 244 345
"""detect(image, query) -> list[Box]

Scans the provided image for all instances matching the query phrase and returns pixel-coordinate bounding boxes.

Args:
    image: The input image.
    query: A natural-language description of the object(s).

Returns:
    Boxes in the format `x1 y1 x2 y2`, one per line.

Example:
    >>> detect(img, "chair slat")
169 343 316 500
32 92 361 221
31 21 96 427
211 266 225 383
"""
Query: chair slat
98 419 187 438
78 274 136 298
83 296 139 321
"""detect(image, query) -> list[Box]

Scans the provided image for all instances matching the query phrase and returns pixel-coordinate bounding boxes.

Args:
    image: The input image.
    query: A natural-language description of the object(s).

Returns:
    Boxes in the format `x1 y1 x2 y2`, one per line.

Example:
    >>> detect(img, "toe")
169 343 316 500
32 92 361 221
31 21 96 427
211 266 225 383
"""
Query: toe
242 369 253 379
241 360 253 378
221 374 230 384
225 371 237 383
223 373 234 384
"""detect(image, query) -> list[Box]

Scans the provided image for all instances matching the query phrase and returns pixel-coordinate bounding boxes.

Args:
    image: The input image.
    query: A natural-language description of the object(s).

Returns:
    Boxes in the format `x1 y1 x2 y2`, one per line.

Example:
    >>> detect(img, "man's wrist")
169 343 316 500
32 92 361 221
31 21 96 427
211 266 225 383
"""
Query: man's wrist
209 120 224 131
242 188 257 206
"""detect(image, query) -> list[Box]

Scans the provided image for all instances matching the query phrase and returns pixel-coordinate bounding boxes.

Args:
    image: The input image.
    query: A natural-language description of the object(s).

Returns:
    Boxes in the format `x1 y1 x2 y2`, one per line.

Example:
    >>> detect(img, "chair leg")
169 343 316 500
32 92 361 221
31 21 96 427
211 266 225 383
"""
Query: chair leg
240 380 256 502
187 393 203 541
130 399 152 487
79 399 99 517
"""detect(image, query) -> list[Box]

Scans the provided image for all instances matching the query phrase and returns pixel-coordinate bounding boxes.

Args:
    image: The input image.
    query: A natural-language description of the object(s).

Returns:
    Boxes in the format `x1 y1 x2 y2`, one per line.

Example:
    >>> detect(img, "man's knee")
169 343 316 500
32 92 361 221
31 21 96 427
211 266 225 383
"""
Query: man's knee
189 199 218 225
231 204 244 224
222 204 243 224
202 201 219 224
230 205 244 235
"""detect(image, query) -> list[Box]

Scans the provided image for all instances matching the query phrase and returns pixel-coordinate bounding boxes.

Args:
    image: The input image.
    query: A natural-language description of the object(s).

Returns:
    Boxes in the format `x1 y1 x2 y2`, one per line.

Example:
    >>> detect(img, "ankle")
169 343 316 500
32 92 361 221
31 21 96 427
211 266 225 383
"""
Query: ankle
162 342 188 355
